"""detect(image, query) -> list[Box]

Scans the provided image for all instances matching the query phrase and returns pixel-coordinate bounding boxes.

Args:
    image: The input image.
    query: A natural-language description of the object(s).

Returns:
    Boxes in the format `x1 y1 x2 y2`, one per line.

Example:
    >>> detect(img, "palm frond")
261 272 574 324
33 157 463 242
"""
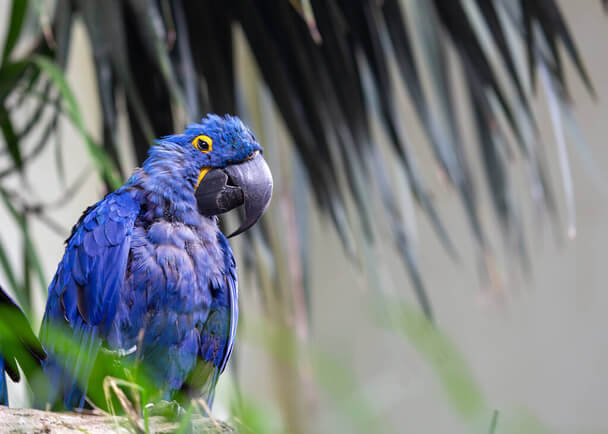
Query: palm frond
0 0 595 325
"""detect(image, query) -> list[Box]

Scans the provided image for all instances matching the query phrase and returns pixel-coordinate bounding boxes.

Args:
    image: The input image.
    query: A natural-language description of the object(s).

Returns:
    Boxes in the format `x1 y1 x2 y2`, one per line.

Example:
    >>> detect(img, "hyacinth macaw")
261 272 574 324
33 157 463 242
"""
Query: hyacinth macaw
0 114 272 411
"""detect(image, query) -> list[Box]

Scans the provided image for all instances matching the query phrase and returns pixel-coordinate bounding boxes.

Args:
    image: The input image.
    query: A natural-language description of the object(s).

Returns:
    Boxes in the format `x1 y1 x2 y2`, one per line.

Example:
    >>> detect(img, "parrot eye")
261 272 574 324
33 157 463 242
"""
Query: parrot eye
192 135 213 153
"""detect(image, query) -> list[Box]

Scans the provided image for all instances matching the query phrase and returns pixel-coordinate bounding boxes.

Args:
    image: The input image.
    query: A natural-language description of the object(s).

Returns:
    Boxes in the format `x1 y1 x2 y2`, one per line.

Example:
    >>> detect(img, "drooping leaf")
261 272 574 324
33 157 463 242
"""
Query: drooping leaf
474 0 530 112
77 0 156 160
31 55 122 188
539 58 576 238
0 104 22 172
171 0 200 119
125 0 190 118
0 0 594 325
534 0 595 97
2 0 29 65
433 0 524 149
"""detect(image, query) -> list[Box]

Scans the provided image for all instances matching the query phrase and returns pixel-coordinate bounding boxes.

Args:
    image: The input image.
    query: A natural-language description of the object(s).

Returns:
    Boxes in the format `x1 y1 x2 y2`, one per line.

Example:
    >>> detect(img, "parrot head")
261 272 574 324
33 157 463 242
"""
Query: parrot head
155 114 273 237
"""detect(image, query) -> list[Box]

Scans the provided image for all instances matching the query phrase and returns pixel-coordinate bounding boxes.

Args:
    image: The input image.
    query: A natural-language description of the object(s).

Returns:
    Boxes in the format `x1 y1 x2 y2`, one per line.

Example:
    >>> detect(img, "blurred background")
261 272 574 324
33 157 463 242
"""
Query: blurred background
0 0 606 433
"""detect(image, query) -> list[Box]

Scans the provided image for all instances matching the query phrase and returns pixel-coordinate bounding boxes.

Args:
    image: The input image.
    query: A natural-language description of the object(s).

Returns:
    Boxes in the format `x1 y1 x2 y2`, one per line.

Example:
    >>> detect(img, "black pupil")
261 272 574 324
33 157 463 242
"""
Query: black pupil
199 139 209 151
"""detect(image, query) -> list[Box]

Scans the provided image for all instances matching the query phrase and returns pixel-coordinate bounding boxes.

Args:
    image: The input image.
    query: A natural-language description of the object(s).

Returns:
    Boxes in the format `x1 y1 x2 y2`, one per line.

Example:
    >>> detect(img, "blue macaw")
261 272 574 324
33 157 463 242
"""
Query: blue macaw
0 114 272 410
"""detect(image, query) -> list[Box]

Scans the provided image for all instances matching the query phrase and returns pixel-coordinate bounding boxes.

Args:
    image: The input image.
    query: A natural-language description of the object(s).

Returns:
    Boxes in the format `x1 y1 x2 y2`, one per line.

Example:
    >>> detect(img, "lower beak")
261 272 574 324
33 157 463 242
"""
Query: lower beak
195 151 273 237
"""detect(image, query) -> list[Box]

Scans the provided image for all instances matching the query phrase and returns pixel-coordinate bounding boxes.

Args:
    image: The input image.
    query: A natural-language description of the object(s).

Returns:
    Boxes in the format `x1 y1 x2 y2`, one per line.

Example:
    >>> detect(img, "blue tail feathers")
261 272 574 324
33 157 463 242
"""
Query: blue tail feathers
0 356 7 406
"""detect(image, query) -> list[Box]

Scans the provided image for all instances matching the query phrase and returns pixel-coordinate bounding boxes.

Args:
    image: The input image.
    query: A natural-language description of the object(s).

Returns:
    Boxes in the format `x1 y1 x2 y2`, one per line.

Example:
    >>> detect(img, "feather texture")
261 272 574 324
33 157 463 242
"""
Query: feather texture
40 116 250 410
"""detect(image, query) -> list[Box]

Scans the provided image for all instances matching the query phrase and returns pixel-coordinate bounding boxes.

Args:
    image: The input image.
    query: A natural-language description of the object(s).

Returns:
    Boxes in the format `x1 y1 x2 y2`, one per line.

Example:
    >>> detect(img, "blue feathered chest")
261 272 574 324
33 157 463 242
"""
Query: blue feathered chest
38 114 272 411
111 214 233 389
40 172 239 407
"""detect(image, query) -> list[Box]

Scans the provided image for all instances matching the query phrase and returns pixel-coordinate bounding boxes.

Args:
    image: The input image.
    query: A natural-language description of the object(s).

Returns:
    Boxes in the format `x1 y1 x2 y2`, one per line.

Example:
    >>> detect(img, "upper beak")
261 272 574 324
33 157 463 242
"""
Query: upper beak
195 151 273 237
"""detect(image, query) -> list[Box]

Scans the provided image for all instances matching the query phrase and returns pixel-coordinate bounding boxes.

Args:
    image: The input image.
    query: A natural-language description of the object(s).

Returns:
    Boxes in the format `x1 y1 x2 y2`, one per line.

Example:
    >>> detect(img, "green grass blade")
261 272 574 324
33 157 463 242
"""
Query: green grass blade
175 403 194 434
2 0 29 65
0 60 33 103
0 189 46 306
0 103 22 171
381 296 487 423
489 410 499 434
377 294 559 433
23 221 47 301
230 391 282 434
31 55 122 189
126 0 190 118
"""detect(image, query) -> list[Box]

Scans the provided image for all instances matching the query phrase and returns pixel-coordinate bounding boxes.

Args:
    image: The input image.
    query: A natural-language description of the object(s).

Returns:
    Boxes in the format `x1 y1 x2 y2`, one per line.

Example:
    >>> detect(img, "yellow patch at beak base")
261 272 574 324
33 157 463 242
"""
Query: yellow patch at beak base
196 167 211 189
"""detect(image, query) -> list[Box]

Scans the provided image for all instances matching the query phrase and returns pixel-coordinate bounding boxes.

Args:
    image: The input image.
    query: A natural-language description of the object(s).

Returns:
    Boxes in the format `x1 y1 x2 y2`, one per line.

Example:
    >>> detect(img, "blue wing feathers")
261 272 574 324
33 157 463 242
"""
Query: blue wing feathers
191 233 238 406
222 262 238 374
0 356 7 406
41 189 139 409
218 235 238 375
40 187 239 408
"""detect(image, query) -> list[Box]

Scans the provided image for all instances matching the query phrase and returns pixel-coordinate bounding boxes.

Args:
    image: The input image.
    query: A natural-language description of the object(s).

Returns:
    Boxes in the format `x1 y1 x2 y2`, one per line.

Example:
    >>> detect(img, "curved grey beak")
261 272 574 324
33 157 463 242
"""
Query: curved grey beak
195 151 273 238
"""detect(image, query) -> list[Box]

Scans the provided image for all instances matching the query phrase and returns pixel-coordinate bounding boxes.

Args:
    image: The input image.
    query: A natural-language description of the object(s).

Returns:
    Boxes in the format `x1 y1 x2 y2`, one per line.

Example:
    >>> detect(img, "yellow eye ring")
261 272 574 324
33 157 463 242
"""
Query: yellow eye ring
192 135 213 153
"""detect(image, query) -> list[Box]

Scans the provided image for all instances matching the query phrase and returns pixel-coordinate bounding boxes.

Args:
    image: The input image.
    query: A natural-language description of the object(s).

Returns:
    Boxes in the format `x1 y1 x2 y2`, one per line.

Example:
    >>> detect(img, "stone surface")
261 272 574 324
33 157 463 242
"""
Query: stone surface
0 405 235 433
